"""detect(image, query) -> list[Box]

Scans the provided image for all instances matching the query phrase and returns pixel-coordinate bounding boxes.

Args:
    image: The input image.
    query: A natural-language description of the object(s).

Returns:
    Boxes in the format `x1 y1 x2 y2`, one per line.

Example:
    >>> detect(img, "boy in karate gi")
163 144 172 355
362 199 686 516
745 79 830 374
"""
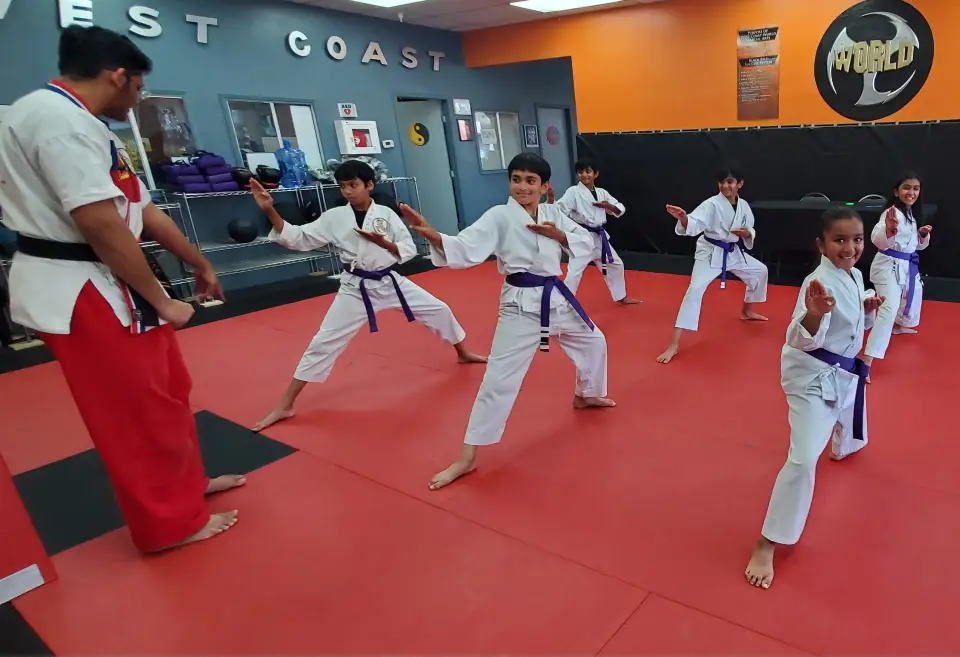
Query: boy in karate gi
555 159 640 305
249 161 485 431
657 168 769 364
399 153 615 491
745 207 882 589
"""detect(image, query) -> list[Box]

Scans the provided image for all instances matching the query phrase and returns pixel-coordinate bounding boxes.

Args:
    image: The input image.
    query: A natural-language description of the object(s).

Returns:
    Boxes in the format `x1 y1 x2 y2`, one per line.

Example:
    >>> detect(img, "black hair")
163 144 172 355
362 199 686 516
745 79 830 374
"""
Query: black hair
58 25 152 79
716 166 744 183
885 171 923 224
507 152 551 183
334 159 376 185
818 206 863 239
574 158 597 173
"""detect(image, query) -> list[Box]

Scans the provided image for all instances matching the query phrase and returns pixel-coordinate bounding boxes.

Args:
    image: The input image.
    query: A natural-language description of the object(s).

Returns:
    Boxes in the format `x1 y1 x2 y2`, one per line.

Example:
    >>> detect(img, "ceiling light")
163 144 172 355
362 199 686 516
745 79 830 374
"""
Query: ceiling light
510 0 623 12
348 0 427 7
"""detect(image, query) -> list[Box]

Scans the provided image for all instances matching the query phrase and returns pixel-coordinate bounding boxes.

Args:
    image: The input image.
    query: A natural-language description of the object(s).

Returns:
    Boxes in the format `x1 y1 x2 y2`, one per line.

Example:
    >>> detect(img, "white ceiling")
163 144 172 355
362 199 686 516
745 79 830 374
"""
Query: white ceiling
287 0 665 32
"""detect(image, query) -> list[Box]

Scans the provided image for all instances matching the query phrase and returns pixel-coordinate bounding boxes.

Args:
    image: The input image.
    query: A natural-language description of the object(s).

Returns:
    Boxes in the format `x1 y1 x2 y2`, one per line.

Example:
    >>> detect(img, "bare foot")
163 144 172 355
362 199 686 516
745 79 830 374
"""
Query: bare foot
656 345 679 364
745 537 775 589
458 351 488 364
206 474 246 494
429 459 476 490
616 297 642 305
252 407 295 432
893 325 918 335
740 310 768 321
159 511 239 551
573 395 616 408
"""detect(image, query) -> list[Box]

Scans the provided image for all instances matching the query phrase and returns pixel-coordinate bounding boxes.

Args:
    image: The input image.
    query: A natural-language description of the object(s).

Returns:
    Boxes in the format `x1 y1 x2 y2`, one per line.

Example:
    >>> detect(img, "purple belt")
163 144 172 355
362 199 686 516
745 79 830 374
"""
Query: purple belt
346 265 414 333
808 348 870 441
505 272 594 352
578 223 612 275
879 248 920 319
704 236 745 289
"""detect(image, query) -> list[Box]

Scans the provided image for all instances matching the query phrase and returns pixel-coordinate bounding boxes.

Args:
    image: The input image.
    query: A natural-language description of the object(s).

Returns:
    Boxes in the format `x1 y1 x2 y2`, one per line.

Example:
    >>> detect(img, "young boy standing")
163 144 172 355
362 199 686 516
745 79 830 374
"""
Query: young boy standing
656 168 769 364
556 159 640 305
399 153 615 491
249 161 485 431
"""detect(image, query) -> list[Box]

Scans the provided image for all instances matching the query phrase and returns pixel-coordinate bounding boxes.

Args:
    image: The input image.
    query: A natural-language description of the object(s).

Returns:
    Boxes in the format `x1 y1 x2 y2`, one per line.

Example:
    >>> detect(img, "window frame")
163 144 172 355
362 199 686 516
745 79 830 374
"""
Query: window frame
473 109 523 174
221 95 325 170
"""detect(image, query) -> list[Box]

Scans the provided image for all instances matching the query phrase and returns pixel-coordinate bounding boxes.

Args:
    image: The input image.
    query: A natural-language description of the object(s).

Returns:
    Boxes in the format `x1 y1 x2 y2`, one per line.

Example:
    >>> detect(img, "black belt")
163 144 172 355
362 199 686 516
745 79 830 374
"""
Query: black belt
17 234 163 328
17 235 100 262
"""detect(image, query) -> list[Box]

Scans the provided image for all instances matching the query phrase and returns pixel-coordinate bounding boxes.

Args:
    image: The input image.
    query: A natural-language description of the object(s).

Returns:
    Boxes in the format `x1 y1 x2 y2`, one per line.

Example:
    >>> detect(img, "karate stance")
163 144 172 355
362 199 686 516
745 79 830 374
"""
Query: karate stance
745 208 882 589
400 153 615 491
863 173 932 378
657 169 769 364
250 162 485 431
555 159 640 305
0 26 242 552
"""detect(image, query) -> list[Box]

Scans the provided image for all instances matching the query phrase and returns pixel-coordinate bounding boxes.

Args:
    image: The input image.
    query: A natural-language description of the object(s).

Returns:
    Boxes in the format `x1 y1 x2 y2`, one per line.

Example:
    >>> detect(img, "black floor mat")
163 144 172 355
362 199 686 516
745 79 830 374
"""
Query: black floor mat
0 602 52 656
12 411 296 556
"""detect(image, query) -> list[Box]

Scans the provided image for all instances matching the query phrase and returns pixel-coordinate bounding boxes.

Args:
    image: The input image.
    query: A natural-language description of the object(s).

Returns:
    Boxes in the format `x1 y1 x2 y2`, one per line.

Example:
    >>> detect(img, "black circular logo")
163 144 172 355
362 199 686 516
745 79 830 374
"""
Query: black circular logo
814 0 933 121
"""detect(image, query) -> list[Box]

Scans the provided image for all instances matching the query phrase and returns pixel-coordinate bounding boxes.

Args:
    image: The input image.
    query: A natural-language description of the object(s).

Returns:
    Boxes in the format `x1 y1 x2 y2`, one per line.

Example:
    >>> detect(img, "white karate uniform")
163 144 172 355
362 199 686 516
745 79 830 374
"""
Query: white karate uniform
864 206 929 359
556 183 628 301
269 202 466 382
673 194 768 331
761 257 877 545
429 197 608 446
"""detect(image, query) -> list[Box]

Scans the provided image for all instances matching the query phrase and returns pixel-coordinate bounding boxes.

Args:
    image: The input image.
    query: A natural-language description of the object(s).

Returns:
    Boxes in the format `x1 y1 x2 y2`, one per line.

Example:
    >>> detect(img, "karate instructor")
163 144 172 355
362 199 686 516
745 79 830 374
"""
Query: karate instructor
0 25 242 552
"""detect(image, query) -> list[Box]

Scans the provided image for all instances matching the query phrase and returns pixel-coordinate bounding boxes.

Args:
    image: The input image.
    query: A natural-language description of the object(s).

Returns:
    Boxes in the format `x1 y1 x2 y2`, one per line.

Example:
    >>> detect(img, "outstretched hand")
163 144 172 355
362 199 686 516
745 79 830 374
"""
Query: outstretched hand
398 202 428 228
919 224 933 238
665 204 688 222
863 294 885 313
545 183 555 204
249 178 274 211
884 206 899 237
730 228 751 240
354 228 388 248
805 279 836 315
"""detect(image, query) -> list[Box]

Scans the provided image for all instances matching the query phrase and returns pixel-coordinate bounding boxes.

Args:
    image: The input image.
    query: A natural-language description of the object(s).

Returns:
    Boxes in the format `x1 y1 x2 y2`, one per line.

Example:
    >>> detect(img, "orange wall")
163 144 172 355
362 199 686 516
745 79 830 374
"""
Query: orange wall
462 0 957 133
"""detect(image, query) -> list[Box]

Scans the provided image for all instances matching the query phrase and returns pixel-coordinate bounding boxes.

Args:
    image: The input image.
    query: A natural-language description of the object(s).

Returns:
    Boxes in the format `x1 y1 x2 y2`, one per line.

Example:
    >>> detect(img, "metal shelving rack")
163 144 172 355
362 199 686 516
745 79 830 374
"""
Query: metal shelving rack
165 176 426 294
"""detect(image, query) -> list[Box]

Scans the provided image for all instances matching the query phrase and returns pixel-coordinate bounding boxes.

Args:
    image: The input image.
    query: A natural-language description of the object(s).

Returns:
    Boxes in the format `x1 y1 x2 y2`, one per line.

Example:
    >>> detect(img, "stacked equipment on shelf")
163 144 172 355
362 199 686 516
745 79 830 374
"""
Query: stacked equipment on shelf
160 151 240 193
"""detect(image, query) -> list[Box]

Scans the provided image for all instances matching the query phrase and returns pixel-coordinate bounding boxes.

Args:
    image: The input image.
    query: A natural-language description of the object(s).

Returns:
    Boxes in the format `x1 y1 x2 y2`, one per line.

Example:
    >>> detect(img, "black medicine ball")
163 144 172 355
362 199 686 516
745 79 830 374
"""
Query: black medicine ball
227 218 259 243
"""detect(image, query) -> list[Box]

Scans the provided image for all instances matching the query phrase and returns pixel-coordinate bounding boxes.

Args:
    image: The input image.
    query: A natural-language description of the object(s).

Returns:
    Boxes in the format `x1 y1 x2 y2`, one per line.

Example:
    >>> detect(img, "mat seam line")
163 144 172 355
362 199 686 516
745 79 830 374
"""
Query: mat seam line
593 592 650 656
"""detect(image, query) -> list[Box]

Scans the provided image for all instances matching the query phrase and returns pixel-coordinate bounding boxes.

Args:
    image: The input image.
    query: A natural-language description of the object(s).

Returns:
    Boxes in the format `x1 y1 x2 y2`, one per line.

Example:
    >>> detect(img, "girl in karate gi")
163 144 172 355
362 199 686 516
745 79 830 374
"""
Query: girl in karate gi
656 169 769 364
398 153 615 491
745 207 883 589
862 173 932 378
248 161 486 432
555 159 640 305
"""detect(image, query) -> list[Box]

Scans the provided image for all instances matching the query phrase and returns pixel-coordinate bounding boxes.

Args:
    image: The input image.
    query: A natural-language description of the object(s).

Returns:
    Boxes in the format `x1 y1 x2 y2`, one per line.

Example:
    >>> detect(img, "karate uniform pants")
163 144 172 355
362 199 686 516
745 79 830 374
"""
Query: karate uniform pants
294 275 466 382
760 381 867 545
564 234 627 301
38 283 209 553
463 304 607 446
674 255 768 332
864 271 923 360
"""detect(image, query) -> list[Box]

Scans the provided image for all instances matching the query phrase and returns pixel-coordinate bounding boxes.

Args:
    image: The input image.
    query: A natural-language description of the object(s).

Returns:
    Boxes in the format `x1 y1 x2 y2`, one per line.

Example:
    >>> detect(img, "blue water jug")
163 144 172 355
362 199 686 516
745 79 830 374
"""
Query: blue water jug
275 140 301 188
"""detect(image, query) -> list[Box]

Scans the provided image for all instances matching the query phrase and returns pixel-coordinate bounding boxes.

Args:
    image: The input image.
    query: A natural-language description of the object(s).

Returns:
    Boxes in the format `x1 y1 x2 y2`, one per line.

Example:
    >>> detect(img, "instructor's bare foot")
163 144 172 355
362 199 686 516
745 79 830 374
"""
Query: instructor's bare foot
656 345 679 364
573 395 616 408
745 537 775 589
252 407 295 432
161 511 239 551
206 474 246 494
616 297 642 305
740 309 768 321
429 459 476 490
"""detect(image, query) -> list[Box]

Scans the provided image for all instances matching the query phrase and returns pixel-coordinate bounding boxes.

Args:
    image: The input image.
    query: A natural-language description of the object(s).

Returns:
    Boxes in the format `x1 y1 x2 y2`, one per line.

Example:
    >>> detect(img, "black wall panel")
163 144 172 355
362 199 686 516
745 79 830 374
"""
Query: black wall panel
576 122 959 279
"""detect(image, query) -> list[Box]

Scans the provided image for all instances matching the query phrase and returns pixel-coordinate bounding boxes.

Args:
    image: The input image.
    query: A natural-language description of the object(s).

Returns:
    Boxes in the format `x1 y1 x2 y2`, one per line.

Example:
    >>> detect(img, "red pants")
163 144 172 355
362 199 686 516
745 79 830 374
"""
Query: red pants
39 283 208 552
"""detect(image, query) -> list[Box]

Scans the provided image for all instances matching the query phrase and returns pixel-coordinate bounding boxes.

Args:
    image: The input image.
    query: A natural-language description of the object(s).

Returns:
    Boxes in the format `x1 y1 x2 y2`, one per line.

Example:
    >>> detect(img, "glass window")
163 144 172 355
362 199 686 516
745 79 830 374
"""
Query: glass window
474 111 522 172
226 100 324 170
133 96 197 166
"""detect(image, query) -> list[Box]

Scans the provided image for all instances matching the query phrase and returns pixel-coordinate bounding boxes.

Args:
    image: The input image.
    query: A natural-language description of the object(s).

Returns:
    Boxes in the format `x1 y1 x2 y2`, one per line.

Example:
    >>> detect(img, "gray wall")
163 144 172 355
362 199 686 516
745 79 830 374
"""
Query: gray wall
0 0 576 225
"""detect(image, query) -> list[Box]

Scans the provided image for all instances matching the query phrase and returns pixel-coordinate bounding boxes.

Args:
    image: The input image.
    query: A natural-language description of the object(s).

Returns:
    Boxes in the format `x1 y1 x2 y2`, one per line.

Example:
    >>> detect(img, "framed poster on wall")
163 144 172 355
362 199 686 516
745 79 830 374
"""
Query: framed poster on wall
523 125 539 148
737 26 781 120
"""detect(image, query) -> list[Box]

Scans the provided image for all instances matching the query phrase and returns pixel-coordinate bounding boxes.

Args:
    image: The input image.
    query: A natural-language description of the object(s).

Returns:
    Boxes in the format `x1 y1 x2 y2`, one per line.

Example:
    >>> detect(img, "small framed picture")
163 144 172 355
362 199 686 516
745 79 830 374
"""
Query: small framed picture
453 99 472 116
523 125 540 148
457 119 473 141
